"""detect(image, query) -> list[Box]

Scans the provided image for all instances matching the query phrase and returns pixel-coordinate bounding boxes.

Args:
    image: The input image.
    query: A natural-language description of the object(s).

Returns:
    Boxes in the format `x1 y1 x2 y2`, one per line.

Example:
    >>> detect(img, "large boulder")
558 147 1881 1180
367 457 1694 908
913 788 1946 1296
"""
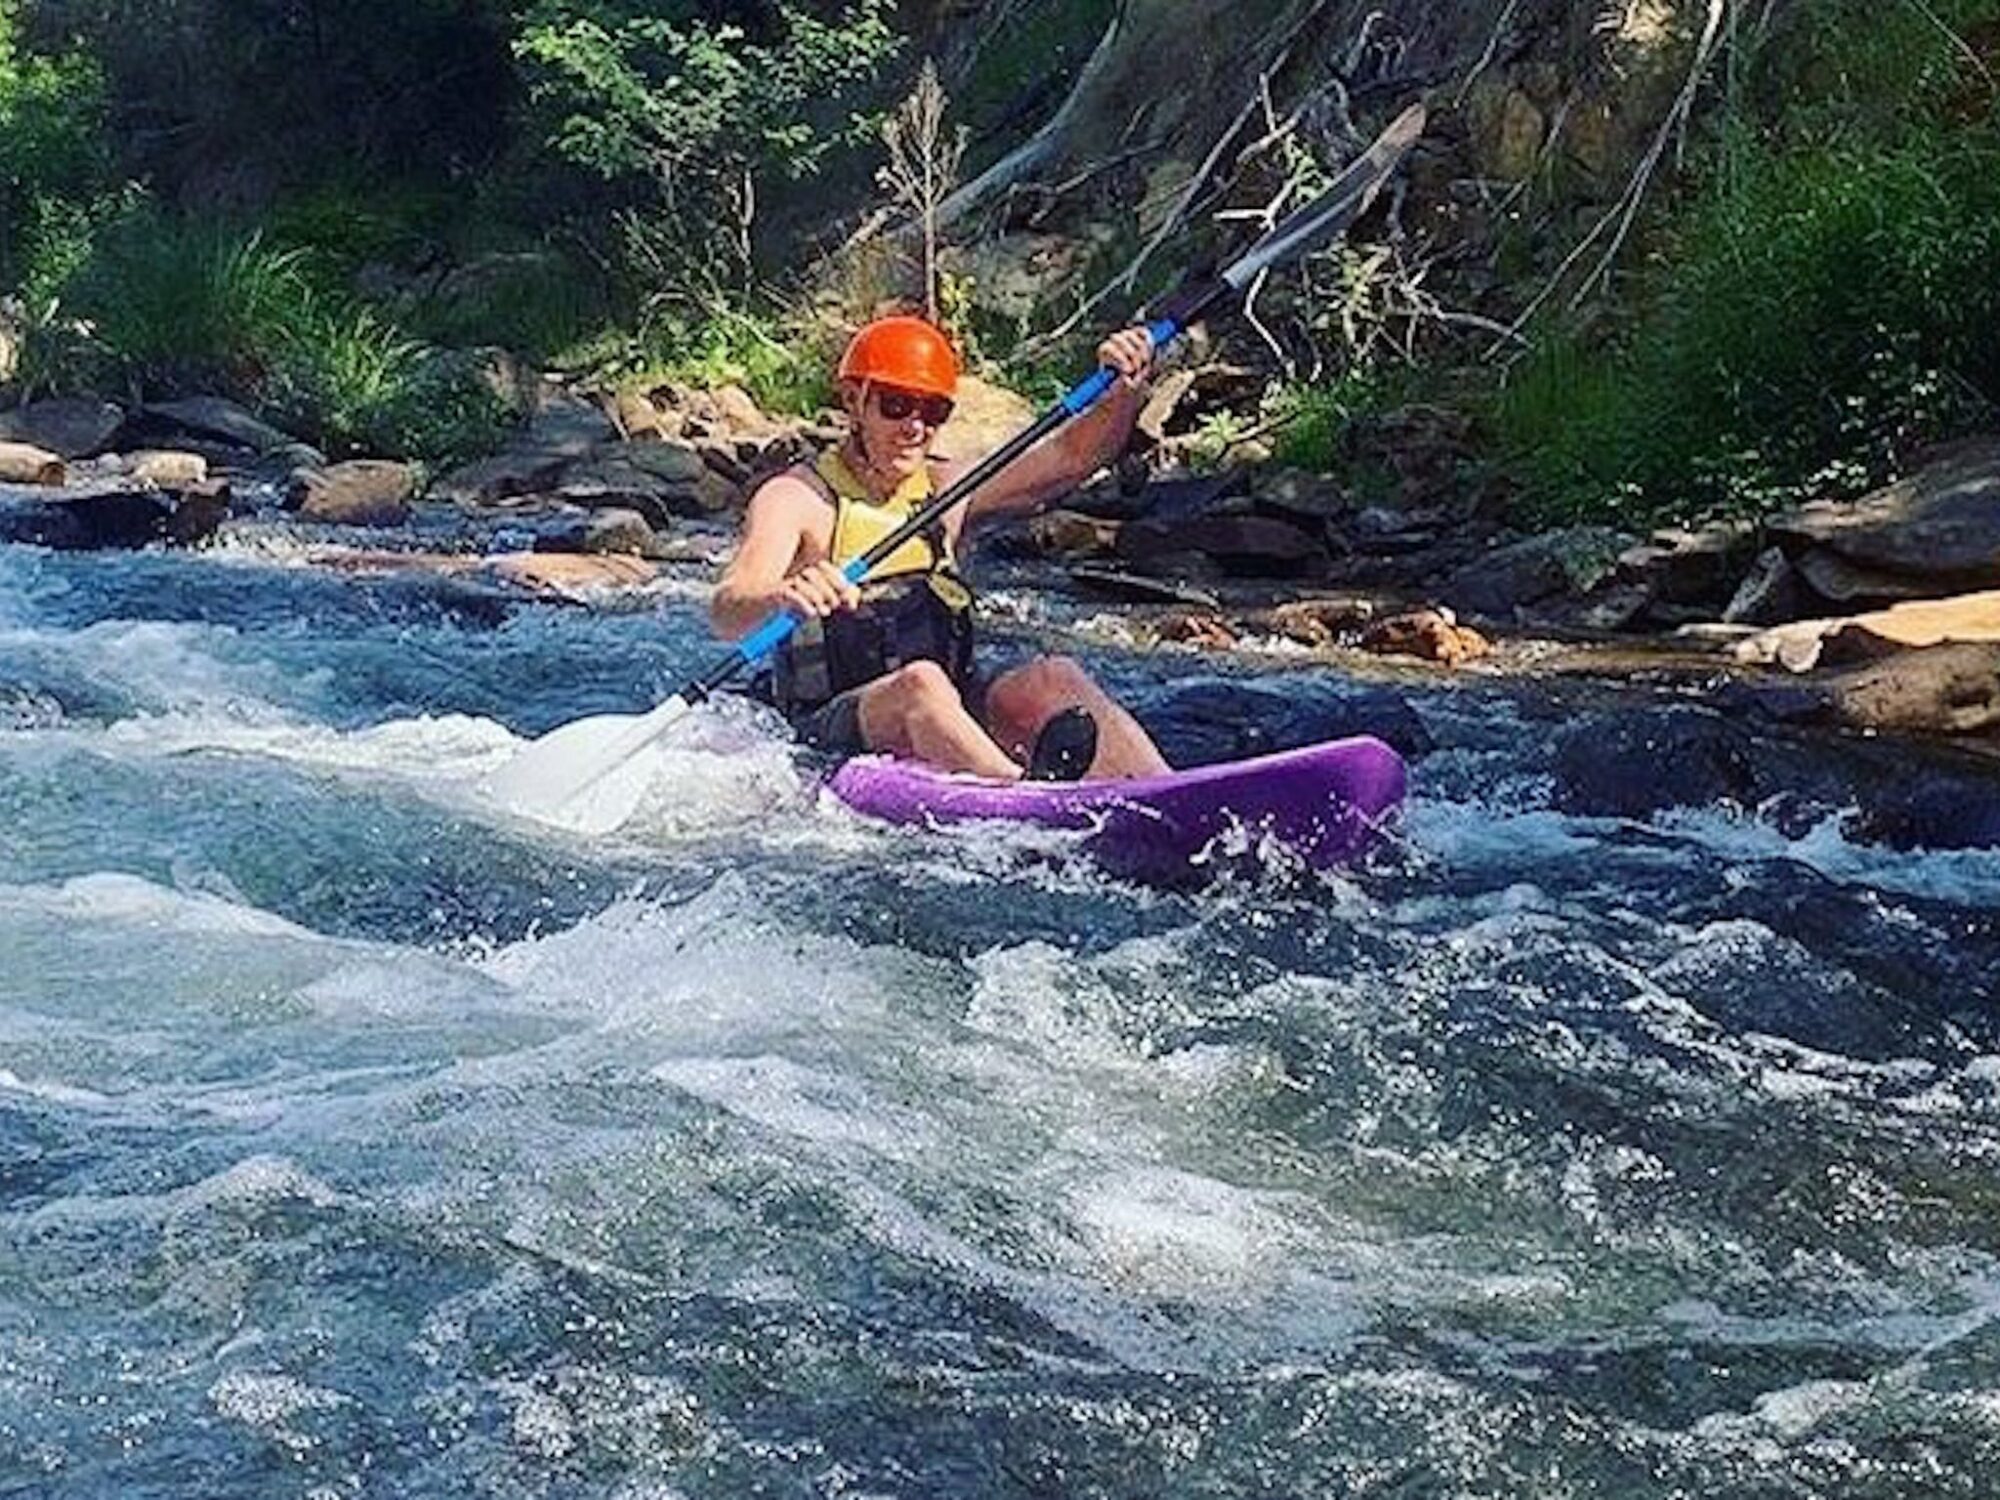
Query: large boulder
1614 520 1760 614
1818 642 2000 734
0 482 227 549
581 506 666 557
1442 526 1627 619
292 460 418 527
0 398 125 457
524 392 618 456
138 396 297 453
1770 439 2000 589
429 450 571 507
931 374 1034 466
1117 511 1325 578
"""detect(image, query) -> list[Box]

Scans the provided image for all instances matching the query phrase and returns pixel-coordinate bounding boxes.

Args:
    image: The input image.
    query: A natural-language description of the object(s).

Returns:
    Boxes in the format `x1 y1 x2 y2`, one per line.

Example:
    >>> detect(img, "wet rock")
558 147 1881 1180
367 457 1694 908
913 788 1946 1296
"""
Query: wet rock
525 392 618 457
1443 525 1627 618
1732 589 2000 673
1154 609 1239 648
1252 597 1376 647
166 482 231 544
139 396 296 453
1028 509 1120 558
612 387 679 441
1819 642 2000 734
1254 468 1350 527
1359 608 1492 665
581 506 665 558
1148 676 1432 766
1770 438 2000 587
1118 513 1325 578
292 460 417 527
1723 546 1803 625
555 451 711 527
1795 548 1943 606
0 397 125 457
1552 706 1764 818
0 482 226 549
1348 504 1441 556
429 450 571 507
615 440 709 488
1561 579 1654 633
125 451 210 487
485 551 659 599
0 441 65 485
1616 521 1758 610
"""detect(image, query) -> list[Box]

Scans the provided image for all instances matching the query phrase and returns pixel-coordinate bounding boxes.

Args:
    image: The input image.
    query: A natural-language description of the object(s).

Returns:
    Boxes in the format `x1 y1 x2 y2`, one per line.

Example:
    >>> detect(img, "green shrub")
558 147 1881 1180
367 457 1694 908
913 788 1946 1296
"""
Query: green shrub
1495 0 2000 524
26 203 508 460
0 0 108 291
516 0 900 294
627 300 838 417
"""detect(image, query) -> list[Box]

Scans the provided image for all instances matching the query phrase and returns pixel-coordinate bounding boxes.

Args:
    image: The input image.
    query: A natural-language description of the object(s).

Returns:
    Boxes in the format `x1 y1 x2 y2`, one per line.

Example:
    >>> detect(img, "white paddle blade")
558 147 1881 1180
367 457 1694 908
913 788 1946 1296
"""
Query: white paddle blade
484 694 692 834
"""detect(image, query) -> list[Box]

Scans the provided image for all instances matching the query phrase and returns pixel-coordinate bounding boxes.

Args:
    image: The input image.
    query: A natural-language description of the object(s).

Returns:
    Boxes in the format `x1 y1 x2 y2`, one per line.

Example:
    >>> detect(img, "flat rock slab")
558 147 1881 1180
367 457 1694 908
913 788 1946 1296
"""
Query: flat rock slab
1770 438 2000 585
304 546 661 602
1732 589 2000 672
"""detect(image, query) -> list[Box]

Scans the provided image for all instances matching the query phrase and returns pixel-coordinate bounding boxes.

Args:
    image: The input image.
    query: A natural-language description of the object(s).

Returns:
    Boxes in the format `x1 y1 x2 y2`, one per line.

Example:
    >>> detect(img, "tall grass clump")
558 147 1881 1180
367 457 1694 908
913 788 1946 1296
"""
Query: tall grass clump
1496 0 2000 524
31 206 510 461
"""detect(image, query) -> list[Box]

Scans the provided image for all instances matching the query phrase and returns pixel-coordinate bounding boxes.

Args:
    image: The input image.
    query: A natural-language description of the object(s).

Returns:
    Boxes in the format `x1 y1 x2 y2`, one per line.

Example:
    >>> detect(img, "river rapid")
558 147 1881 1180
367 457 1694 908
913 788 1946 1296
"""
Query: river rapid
3 536 1999 1499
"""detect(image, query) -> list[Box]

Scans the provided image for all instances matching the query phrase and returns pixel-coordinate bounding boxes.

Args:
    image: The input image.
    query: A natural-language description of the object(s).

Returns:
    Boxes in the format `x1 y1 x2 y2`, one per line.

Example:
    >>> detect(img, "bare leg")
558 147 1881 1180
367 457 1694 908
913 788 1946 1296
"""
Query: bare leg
856 660 1022 778
983 656 1171 780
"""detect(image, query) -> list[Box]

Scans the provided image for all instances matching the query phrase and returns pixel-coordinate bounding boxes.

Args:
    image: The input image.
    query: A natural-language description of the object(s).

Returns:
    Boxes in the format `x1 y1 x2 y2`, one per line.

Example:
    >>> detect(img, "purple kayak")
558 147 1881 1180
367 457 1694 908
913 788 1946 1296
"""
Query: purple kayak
826 735 1407 883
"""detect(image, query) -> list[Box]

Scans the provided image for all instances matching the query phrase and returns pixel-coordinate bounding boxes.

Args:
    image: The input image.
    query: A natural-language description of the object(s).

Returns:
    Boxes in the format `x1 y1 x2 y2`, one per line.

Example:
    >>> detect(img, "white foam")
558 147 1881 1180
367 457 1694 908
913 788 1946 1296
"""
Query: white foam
1068 1165 1307 1288
0 1066 113 1109
650 1054 937 1159
0 871 313 939
1692 1378 1872 1441
210 1370 350 1454
1657 804 2000 907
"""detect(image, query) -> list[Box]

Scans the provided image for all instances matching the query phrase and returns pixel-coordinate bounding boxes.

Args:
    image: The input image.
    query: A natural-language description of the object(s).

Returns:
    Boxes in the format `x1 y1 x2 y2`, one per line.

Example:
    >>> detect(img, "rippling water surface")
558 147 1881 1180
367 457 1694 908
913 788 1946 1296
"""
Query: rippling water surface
3 540 1998 1498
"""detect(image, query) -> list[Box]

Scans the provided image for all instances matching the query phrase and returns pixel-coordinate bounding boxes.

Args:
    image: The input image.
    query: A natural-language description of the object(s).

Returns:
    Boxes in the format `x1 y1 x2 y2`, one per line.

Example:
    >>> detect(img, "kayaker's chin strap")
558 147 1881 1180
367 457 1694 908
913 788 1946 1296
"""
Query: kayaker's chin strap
486 101 1427 831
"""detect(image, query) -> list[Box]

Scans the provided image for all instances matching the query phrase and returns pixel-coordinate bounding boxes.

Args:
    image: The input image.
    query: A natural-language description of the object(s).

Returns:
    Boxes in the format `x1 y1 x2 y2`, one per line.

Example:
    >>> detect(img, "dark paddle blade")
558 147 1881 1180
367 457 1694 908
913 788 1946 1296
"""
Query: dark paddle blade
1220 101 1426 292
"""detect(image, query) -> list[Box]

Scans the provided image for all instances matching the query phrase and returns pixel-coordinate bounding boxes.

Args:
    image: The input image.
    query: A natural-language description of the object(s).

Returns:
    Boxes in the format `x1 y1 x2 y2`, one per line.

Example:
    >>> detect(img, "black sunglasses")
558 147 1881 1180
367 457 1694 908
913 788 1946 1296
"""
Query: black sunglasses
872 388 954 426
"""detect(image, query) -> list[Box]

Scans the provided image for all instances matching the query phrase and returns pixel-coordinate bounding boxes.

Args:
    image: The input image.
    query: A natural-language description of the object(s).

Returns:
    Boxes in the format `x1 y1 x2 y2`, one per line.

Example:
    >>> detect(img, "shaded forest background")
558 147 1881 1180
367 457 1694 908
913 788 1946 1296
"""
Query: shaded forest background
0 0 1994 525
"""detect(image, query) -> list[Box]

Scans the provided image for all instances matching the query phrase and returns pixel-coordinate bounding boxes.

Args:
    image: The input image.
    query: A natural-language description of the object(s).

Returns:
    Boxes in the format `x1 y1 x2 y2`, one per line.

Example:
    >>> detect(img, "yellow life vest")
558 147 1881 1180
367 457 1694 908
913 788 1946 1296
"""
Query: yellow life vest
814 449 970 607
766 449 977 717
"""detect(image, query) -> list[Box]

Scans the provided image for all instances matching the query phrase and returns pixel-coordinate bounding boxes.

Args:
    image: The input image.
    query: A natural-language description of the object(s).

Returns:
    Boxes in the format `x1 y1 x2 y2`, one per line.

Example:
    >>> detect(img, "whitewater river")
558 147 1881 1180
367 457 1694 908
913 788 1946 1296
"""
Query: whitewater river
3 536 1998 1498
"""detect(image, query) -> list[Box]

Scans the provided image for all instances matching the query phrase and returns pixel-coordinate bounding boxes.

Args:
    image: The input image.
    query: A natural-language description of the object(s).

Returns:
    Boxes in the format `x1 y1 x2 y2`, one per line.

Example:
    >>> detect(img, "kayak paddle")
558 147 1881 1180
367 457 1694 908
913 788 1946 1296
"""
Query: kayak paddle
486 100 1426 834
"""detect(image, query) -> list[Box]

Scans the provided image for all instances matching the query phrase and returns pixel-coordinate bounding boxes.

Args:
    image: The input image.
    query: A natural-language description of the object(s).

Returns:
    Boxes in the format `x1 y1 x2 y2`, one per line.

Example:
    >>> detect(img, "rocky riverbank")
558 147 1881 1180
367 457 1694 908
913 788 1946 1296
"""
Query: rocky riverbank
2 372 1995 765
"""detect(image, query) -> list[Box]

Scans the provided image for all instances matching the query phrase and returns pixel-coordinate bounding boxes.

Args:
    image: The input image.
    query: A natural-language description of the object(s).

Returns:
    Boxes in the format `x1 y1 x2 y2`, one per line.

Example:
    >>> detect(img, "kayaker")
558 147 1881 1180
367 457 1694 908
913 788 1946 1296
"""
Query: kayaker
711 315 1173 782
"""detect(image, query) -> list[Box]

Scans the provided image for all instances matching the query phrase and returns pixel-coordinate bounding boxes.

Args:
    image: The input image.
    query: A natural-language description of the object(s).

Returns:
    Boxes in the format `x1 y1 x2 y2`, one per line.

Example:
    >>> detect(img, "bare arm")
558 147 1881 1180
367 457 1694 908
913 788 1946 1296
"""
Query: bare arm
958 327 1156 532
710 473 858 640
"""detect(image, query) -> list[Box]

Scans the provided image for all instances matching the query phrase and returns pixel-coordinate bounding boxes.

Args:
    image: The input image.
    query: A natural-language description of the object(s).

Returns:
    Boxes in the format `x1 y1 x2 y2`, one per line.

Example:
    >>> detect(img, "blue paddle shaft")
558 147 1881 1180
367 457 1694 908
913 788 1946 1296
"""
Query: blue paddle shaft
1060 319 1181 415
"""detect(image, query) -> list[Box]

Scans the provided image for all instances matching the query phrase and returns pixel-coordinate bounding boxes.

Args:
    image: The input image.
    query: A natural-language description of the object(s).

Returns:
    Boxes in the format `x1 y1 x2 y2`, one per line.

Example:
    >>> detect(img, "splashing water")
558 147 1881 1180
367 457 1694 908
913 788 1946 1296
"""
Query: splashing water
2 542 1998 1497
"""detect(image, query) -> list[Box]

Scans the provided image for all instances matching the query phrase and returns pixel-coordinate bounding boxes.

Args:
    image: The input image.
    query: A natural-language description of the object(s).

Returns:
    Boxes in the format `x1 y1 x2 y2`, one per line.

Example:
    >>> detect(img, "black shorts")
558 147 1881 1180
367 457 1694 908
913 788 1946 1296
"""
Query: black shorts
784 666 998 759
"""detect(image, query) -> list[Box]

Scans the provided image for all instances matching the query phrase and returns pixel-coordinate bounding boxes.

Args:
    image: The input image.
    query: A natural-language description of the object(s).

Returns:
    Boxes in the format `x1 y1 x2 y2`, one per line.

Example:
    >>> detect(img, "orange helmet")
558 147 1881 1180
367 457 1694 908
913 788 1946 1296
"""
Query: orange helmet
837 316 959 398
